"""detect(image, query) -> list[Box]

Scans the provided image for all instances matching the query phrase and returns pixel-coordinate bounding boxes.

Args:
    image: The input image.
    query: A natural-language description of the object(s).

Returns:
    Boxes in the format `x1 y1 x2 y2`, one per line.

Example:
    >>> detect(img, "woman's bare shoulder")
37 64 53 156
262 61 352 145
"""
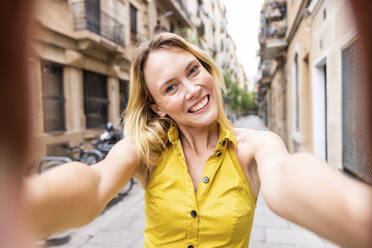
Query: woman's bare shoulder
232 127 268 144
107 137 139 161
230 127 261 162
232 128 279 144
232 128 283 153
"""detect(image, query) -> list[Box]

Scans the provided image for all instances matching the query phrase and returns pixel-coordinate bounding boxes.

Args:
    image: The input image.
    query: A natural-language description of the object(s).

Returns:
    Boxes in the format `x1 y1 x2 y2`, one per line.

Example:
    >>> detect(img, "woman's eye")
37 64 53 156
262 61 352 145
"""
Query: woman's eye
189 65 199 76
165 85 175 93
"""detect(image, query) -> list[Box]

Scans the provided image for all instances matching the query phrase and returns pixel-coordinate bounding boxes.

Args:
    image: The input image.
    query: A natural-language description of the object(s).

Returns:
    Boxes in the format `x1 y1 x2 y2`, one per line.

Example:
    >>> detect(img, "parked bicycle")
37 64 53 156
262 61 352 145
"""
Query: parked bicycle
60 142 104 165
33 156 72 174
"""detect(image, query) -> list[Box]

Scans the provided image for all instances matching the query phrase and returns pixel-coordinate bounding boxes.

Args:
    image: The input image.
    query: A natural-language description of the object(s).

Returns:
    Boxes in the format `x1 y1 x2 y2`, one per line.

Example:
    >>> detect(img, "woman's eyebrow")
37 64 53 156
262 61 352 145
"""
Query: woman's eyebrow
185 59 198 71
159 59 198 90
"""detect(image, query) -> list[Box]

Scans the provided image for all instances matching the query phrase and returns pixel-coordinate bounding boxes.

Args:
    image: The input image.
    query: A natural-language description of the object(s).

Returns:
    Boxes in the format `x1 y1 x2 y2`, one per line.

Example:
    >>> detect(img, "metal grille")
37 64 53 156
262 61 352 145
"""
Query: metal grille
71 0 125 46
342 39 372 184
41 61 65 132
119 80 129 115
83 70 108 129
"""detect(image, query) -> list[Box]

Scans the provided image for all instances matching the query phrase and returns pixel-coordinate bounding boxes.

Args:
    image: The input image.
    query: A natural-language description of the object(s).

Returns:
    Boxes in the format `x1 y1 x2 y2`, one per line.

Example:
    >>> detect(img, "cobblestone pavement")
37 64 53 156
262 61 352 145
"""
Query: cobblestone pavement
44 115 339 248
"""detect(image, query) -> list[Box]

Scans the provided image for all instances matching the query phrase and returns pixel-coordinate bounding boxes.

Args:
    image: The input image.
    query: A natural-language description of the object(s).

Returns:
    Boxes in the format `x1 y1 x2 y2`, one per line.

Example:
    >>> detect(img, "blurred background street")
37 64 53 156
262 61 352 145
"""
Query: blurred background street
30 0 371 247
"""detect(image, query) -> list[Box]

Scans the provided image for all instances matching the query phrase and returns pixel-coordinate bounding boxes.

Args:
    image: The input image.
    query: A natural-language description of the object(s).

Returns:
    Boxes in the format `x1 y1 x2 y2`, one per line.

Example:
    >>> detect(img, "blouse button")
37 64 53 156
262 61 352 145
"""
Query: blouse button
221 139 227 146
203 177 209 183
216 151 222 157
190 210 197 218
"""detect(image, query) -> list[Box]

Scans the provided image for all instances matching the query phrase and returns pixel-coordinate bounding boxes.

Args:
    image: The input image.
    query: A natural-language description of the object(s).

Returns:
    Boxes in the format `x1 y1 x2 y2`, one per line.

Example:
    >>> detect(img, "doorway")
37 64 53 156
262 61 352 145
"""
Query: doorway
312 58 328 160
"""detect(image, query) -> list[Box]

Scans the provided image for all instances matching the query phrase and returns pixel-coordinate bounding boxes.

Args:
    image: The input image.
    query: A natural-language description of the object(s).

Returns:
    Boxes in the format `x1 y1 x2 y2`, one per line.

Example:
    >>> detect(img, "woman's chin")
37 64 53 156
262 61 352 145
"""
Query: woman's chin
187 109 218 127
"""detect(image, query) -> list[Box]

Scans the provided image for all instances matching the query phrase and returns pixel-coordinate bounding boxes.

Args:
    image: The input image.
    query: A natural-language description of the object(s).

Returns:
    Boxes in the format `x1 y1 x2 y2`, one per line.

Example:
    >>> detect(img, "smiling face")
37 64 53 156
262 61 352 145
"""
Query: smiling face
143 47 219 129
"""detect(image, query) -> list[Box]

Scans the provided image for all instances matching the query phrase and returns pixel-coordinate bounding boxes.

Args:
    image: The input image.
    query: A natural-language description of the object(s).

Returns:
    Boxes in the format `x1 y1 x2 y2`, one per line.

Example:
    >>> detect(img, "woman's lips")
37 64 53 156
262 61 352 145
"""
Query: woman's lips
188 95 209 113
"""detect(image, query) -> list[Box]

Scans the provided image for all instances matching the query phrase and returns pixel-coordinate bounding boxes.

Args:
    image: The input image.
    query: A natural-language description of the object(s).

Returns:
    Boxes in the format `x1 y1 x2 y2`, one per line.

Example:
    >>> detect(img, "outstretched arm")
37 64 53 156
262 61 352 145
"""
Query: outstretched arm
24 138 139 239
254 131 372 248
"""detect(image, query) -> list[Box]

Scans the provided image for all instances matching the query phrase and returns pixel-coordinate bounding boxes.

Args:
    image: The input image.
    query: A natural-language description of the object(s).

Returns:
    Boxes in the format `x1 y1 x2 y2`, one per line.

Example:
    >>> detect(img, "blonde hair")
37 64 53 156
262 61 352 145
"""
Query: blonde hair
123 32 232 166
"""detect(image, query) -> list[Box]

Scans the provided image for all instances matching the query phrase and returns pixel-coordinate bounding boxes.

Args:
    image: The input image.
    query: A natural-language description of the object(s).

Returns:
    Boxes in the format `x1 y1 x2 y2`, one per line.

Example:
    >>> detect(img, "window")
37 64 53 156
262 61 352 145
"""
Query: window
294 53 300 132
41 61 65 132
342 39 372 183
130 4 137 35
323 8 327 20
120 79 129 115
83 70 108 129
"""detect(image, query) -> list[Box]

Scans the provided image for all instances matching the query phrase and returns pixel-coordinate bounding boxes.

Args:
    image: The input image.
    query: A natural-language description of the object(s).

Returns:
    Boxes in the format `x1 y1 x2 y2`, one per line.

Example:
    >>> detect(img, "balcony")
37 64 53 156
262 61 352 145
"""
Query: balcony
259 0 287 60
71 1 125 47
160 0 192 28
260 38 287 60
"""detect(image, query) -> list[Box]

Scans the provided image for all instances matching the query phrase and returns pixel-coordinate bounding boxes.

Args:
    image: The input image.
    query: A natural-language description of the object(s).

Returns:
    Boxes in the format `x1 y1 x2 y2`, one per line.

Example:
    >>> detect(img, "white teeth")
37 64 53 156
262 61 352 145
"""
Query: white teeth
190 96 208 113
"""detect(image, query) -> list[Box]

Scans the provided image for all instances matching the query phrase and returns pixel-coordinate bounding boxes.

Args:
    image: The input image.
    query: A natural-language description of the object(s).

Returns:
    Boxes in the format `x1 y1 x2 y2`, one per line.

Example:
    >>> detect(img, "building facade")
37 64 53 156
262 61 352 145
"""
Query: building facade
310 0 360 172
286 0 313 153
31 0 194 161
196 0 247 89
31 0 246 162
257 0 288 142
257 0 366 176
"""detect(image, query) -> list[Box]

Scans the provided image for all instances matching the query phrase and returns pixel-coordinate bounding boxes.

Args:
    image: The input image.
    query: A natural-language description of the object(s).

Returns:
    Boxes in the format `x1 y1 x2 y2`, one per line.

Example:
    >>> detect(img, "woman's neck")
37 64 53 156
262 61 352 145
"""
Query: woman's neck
178 121 219 155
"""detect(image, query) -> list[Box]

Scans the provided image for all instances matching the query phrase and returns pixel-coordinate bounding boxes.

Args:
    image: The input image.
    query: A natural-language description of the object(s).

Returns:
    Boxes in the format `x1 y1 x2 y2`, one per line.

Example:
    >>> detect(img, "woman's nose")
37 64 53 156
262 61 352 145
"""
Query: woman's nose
184 82 201 100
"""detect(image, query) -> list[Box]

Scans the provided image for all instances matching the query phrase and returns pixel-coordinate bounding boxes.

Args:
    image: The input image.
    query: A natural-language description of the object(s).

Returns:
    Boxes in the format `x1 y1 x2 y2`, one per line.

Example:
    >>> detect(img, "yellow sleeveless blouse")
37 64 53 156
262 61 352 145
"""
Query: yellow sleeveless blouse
144 125 257 248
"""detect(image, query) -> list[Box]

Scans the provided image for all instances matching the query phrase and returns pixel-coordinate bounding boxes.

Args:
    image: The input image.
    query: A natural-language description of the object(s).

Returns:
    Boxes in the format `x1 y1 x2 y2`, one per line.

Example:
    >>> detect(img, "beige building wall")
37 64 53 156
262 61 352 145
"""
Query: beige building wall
286 0 304 34
32 0 194 161
286 14 313 153
258 0 358 163
310 0 357 168
268 65 288 144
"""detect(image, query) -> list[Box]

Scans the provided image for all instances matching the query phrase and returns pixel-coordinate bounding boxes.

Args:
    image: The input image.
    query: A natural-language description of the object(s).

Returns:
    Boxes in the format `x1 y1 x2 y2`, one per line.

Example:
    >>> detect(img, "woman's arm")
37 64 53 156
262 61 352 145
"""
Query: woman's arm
254 131 372 248
23 138 139 239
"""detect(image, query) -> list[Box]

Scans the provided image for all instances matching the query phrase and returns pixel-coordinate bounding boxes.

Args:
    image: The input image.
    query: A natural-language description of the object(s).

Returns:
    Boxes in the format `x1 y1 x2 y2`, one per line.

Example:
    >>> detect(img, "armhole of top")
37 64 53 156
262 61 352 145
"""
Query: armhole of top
144 145 169 190
228 146 258 203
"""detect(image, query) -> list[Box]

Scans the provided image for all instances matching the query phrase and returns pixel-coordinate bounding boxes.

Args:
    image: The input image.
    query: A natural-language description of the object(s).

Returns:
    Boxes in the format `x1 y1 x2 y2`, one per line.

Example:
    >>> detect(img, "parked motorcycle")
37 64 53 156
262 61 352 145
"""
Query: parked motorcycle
93 122 135 197
93 122 123 158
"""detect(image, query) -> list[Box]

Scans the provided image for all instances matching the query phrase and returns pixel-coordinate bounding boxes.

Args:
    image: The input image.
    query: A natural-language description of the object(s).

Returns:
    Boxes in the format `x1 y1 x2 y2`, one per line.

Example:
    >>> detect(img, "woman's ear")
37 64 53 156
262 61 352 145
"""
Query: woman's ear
150 103 167 117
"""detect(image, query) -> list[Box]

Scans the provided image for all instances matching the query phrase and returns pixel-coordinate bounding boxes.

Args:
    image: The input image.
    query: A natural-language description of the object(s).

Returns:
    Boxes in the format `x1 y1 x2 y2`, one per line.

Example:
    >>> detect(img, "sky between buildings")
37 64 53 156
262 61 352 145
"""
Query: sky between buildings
223 0 264 80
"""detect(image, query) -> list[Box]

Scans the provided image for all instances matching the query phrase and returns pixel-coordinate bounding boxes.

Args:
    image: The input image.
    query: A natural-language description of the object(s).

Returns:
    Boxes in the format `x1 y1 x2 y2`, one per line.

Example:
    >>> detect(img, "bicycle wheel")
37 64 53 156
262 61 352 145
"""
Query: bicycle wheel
36 157 72 174
80 156 97 165
81 149 104 165
118 178 134 195
42 160 65 173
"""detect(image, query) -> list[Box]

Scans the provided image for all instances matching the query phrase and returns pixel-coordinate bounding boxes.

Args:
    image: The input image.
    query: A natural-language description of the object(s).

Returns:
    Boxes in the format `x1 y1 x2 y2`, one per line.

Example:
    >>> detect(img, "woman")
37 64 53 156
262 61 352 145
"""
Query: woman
25 32 372 248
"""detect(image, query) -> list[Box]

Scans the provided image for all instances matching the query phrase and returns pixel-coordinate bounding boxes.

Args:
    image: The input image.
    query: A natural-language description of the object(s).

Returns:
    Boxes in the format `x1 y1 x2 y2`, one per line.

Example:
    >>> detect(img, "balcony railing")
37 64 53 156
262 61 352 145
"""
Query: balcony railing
71 1 125 47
